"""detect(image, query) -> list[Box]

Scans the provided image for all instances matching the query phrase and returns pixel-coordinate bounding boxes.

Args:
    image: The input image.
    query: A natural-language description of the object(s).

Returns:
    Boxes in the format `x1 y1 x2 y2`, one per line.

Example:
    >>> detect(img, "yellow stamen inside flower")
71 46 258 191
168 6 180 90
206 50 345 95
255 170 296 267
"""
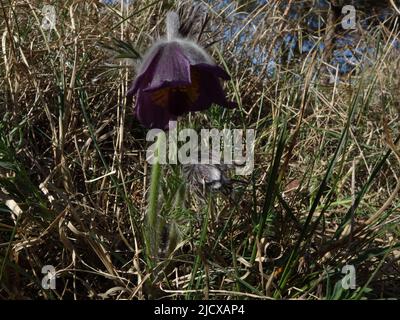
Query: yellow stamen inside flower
150 68 200 108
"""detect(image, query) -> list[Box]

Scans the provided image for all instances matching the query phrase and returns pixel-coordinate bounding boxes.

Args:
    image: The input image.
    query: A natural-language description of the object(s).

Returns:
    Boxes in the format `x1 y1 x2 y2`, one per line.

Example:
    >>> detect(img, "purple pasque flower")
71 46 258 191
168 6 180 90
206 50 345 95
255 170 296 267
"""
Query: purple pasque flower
127 12 235 130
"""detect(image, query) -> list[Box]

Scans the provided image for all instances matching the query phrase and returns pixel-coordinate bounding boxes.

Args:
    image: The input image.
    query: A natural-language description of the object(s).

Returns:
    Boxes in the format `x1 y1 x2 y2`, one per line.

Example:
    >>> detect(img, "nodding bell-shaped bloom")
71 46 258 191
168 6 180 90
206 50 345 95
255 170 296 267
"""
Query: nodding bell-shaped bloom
127 11 236 129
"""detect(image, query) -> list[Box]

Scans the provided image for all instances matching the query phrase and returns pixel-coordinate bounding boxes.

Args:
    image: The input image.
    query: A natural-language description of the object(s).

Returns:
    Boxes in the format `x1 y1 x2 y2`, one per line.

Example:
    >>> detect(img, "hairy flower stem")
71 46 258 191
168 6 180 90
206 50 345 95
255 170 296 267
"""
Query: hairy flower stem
166 11 180 41
145 132 165 266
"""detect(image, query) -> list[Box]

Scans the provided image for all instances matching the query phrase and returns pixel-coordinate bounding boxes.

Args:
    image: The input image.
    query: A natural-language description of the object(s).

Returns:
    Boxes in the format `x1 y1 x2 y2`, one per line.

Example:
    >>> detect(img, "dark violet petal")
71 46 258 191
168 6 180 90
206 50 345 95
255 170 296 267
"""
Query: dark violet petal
189 66 236 112
142 79 192 93
144 42 192 92
193 63 231 80
135 89 175 129
127 77 141 97
127 42 165 96
127 78 139 98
